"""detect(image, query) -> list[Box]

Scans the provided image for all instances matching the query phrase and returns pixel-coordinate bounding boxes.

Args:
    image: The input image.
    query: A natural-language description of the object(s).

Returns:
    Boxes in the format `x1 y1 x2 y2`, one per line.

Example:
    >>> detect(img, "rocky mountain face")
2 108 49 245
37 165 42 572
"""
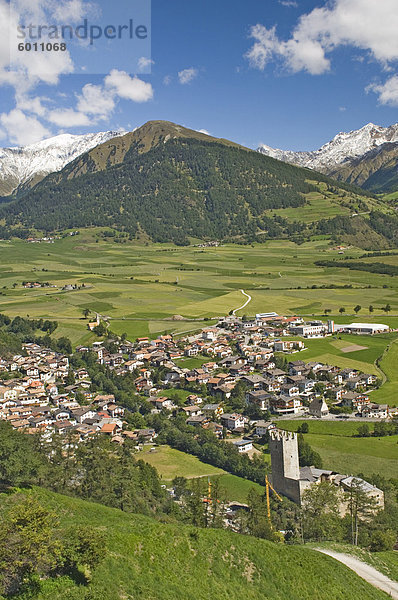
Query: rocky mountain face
0 131 124 196
258 123 398 192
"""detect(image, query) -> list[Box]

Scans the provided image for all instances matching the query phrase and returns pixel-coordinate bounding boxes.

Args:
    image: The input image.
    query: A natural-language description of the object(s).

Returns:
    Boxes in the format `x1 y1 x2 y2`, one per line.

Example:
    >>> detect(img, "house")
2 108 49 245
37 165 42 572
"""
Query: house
255 421 276 437
202 403 223 418
270 395 302 415
308 398 329 418
186 415 209 427
220 413 245 431
241 374 267 389
101 422 120 435
182 406 202 417
202 421 223 438
361 404 389 419
245 390 272 411
341 392 369 412
150 396 174 411
233 440 253 453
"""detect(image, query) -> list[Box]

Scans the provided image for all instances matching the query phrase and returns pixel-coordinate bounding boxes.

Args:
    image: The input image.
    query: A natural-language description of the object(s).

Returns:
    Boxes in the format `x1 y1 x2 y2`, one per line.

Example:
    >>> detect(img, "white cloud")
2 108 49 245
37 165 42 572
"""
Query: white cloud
105 70 153 102
279 1 298 7
0 3 155 144
246 0 398 75
0 108 51 145
163 75 172 85
137 56 154 72
46 108 91 127
178 67 198 84
76 83 115 116
198 129 210 135
367 75 398 106
52 0 90 22
15 94 49 117
339 106 347 112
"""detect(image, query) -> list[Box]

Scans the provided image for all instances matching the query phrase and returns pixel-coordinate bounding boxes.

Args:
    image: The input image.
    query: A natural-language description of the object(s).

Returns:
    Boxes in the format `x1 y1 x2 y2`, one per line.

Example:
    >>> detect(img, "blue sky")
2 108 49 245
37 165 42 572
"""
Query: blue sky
1 0 398 149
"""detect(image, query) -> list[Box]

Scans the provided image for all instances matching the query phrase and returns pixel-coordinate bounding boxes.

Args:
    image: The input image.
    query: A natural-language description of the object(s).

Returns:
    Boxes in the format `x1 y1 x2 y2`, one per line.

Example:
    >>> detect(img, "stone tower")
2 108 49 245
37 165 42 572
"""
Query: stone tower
269 430 301 503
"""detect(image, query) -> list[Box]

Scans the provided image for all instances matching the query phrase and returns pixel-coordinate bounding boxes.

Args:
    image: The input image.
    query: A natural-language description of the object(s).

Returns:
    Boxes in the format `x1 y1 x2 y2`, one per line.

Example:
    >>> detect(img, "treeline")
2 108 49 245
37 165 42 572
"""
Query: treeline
0 315 73 357
315 259 398 277
0 422 170 517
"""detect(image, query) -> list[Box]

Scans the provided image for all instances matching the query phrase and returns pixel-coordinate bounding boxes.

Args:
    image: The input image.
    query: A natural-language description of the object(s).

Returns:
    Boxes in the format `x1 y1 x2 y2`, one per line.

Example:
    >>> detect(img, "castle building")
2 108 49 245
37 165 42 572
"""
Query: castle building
269 429 384 510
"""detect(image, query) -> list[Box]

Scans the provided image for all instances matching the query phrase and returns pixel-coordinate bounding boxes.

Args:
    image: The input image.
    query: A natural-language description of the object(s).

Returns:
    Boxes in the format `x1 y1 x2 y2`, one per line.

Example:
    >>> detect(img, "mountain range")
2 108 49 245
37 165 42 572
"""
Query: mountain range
0 130 124 197
258 122 398 193
0 120 397 249
1 121 398 198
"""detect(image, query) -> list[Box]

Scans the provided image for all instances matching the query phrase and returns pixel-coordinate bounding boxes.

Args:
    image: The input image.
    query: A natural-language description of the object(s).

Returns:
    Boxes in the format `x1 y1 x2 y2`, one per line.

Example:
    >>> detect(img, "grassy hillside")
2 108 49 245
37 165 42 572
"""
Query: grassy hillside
1 487 390 600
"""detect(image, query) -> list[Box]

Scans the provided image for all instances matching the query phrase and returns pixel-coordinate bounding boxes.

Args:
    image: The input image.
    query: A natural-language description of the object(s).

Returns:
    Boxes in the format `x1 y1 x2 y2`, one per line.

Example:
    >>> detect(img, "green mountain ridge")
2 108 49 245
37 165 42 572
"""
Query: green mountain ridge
2 120 384 245
1 486 389 600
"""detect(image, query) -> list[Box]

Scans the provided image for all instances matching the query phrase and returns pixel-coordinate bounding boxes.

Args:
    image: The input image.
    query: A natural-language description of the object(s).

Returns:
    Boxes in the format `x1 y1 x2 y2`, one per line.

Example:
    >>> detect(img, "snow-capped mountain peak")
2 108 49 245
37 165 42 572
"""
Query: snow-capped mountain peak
0 130 125 196
257 122 398 172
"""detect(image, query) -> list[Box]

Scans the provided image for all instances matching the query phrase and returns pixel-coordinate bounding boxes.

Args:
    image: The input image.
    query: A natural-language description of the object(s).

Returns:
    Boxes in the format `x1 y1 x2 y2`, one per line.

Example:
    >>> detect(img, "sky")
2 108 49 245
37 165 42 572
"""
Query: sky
1 0 398 150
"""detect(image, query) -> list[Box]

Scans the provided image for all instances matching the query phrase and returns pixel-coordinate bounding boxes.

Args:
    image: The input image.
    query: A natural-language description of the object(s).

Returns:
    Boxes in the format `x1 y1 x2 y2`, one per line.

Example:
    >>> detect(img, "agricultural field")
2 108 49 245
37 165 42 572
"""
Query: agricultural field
278 421 398 479
140 445 266 503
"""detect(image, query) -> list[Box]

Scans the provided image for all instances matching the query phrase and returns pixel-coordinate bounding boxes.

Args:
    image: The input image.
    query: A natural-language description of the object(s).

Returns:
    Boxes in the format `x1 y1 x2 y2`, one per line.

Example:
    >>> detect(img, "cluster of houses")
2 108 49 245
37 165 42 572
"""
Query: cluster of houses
0 312 395 448
0 343 156 444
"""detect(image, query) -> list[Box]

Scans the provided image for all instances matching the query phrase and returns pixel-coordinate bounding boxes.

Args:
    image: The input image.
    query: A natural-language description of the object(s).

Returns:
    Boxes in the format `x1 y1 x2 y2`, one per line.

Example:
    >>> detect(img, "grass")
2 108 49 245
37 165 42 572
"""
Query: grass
371 339 398 405
140 445 226 480
211 473 265 503
2 486 389 600
140 445 267 503
278 421 398 479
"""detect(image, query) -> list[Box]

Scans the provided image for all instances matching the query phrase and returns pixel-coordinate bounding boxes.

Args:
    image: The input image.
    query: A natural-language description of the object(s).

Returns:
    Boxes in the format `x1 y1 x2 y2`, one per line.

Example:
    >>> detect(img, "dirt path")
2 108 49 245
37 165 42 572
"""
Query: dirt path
315 548 398 599
232 290 252 316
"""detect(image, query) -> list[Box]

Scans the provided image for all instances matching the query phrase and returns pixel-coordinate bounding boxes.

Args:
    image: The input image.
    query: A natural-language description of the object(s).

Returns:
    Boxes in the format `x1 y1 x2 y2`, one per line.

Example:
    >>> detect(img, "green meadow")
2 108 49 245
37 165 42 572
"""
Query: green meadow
140 445 266 503
278 421 398 479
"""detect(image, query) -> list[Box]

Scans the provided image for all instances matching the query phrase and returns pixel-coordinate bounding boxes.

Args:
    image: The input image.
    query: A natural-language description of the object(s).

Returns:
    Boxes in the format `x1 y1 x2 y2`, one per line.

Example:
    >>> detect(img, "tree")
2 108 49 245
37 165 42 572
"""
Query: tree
383 303 391 314
302 482 342 542
82 308 90 319
0 422 42 487
354 305 361 314
345 478 378 546
0 497 59 596
369 305 374 313
298 434 322 468
369 530 396 552
339 307 345 315
298 422 309 434
60 526 106 579
357 424 370 438
246 489 283 543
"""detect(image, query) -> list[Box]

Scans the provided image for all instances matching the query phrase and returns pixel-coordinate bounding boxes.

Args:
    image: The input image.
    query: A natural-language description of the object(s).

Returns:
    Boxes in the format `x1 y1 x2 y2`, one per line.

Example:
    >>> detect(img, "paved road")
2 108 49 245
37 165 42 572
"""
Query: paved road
315 548 398 599
232 290 252 316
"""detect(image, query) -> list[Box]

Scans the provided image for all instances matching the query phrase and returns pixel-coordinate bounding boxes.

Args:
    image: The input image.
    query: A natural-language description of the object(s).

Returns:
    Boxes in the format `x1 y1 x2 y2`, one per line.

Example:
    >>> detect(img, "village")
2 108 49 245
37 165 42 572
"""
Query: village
0 312 395 448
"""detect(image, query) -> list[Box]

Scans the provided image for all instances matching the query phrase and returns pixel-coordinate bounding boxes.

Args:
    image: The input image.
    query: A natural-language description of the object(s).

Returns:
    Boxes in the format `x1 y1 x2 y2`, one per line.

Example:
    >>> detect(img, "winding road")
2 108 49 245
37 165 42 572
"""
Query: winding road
232 289 252 316
315 548 398 599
